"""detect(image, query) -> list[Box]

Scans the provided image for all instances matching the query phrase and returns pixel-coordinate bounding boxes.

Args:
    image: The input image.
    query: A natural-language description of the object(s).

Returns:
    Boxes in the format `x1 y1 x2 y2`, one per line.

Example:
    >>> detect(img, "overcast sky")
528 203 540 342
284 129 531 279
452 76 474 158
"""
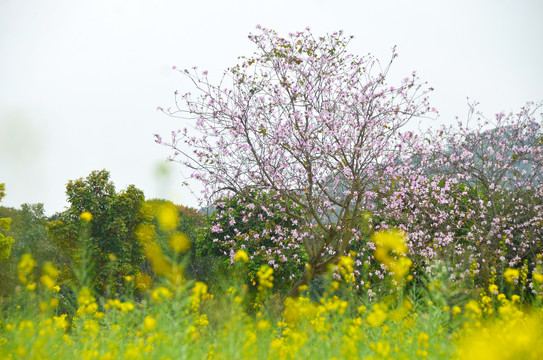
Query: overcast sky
1 0 542 215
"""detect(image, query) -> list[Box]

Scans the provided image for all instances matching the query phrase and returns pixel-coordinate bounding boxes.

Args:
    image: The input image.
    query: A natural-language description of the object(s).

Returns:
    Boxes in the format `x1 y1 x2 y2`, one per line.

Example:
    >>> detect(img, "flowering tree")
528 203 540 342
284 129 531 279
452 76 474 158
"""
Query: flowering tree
158 26 434 297
379 102 543 288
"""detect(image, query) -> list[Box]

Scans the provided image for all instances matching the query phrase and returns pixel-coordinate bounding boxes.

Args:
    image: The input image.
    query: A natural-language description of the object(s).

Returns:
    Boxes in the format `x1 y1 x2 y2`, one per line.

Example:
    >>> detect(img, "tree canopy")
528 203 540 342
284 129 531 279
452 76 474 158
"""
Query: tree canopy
47 170 146 296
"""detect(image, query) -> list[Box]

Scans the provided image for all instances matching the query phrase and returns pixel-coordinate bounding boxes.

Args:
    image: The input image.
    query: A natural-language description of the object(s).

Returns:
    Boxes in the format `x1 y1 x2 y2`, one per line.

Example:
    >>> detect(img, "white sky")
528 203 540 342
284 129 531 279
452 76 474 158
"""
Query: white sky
1 0 542 215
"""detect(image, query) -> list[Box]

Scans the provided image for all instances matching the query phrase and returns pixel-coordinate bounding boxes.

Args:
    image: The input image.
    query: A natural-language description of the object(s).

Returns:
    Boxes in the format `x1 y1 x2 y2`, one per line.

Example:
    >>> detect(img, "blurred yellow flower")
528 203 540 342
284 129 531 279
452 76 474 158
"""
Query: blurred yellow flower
135 272 153 291
372 229 412 281
40 275 56 291
367 303 388 327
257 265 274 290
144 316 157 332
169 233 190 253
457 313 543 360
151 286 173 302
157 203 179 232
80 212 93 222
50 298 59 308
257 319 271 331
135 223 156 246
234 249 249 263
504 268 520 283
42 262 59 278
26 282 37 291
17 253 35 285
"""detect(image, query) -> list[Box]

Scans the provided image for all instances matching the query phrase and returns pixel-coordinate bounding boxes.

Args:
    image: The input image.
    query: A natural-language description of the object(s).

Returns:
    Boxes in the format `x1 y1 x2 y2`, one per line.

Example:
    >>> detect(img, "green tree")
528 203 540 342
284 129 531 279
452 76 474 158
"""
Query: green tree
0 184 15 260
0 203 61 298
47 170 146 296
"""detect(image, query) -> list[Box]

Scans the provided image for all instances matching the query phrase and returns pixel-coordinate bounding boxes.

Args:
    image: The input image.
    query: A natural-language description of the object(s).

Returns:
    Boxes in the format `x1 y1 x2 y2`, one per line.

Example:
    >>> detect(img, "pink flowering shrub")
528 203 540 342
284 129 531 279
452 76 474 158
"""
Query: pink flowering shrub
377 102 543 290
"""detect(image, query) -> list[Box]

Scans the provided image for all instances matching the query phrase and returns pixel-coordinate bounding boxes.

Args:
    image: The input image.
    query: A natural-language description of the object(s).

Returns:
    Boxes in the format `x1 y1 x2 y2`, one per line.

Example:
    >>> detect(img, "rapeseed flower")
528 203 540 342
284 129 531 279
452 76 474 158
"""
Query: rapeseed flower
80 211 93 222
144 316 157 332
18 253 35 285
372 229 412 280
151 286 173 302
157 203 179 231
234 249 249 263
504 268 520 283
257 265 274 290
169 233 190 253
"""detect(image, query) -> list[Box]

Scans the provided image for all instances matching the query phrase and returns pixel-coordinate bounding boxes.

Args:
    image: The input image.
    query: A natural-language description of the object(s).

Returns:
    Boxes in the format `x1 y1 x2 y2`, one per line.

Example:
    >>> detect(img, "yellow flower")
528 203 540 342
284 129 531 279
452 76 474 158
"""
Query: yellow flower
452 306 462 315
42 262 59 278
257 320 271 331
94 312 105 320
457 313 543 360
50 298 59 308
481 296 492 305
488 284 499 294
533 272 543 284
504 268 520 283
144 316 157 332
367 303 388 327
120 302 134 312
370 340 391 358
151 286 173 302
53 314 69 331
135 223 156 246
465 300 481 316
157 203 179 232
169 233 190 253
135 272 153 291
372 229 412 280
39 301 48 312
78 287 96 306
192 282 209 297
372 229 408 255
17 253 35 285
80 211 93 222
26 282 37 291
337 256 355 282
40 275 56 291
234 249 249 263
257 265 274 290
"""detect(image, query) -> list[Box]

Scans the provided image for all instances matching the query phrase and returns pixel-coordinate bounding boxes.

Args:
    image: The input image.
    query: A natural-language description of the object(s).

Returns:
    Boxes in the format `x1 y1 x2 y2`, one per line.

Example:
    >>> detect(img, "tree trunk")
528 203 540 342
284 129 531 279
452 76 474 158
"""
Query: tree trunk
284 264 315 299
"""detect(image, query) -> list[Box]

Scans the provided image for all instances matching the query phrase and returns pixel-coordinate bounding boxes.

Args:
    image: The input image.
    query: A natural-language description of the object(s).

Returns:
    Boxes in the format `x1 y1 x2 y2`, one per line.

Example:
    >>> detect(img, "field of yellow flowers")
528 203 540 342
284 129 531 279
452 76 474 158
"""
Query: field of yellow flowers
1 209 543 359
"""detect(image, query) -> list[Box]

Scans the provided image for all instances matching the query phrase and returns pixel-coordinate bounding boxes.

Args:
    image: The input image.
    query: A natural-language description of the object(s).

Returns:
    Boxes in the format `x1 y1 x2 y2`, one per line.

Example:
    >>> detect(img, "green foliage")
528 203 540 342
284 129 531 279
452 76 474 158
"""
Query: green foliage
0 203 60 299
47 170 146 296
0 184 15 260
